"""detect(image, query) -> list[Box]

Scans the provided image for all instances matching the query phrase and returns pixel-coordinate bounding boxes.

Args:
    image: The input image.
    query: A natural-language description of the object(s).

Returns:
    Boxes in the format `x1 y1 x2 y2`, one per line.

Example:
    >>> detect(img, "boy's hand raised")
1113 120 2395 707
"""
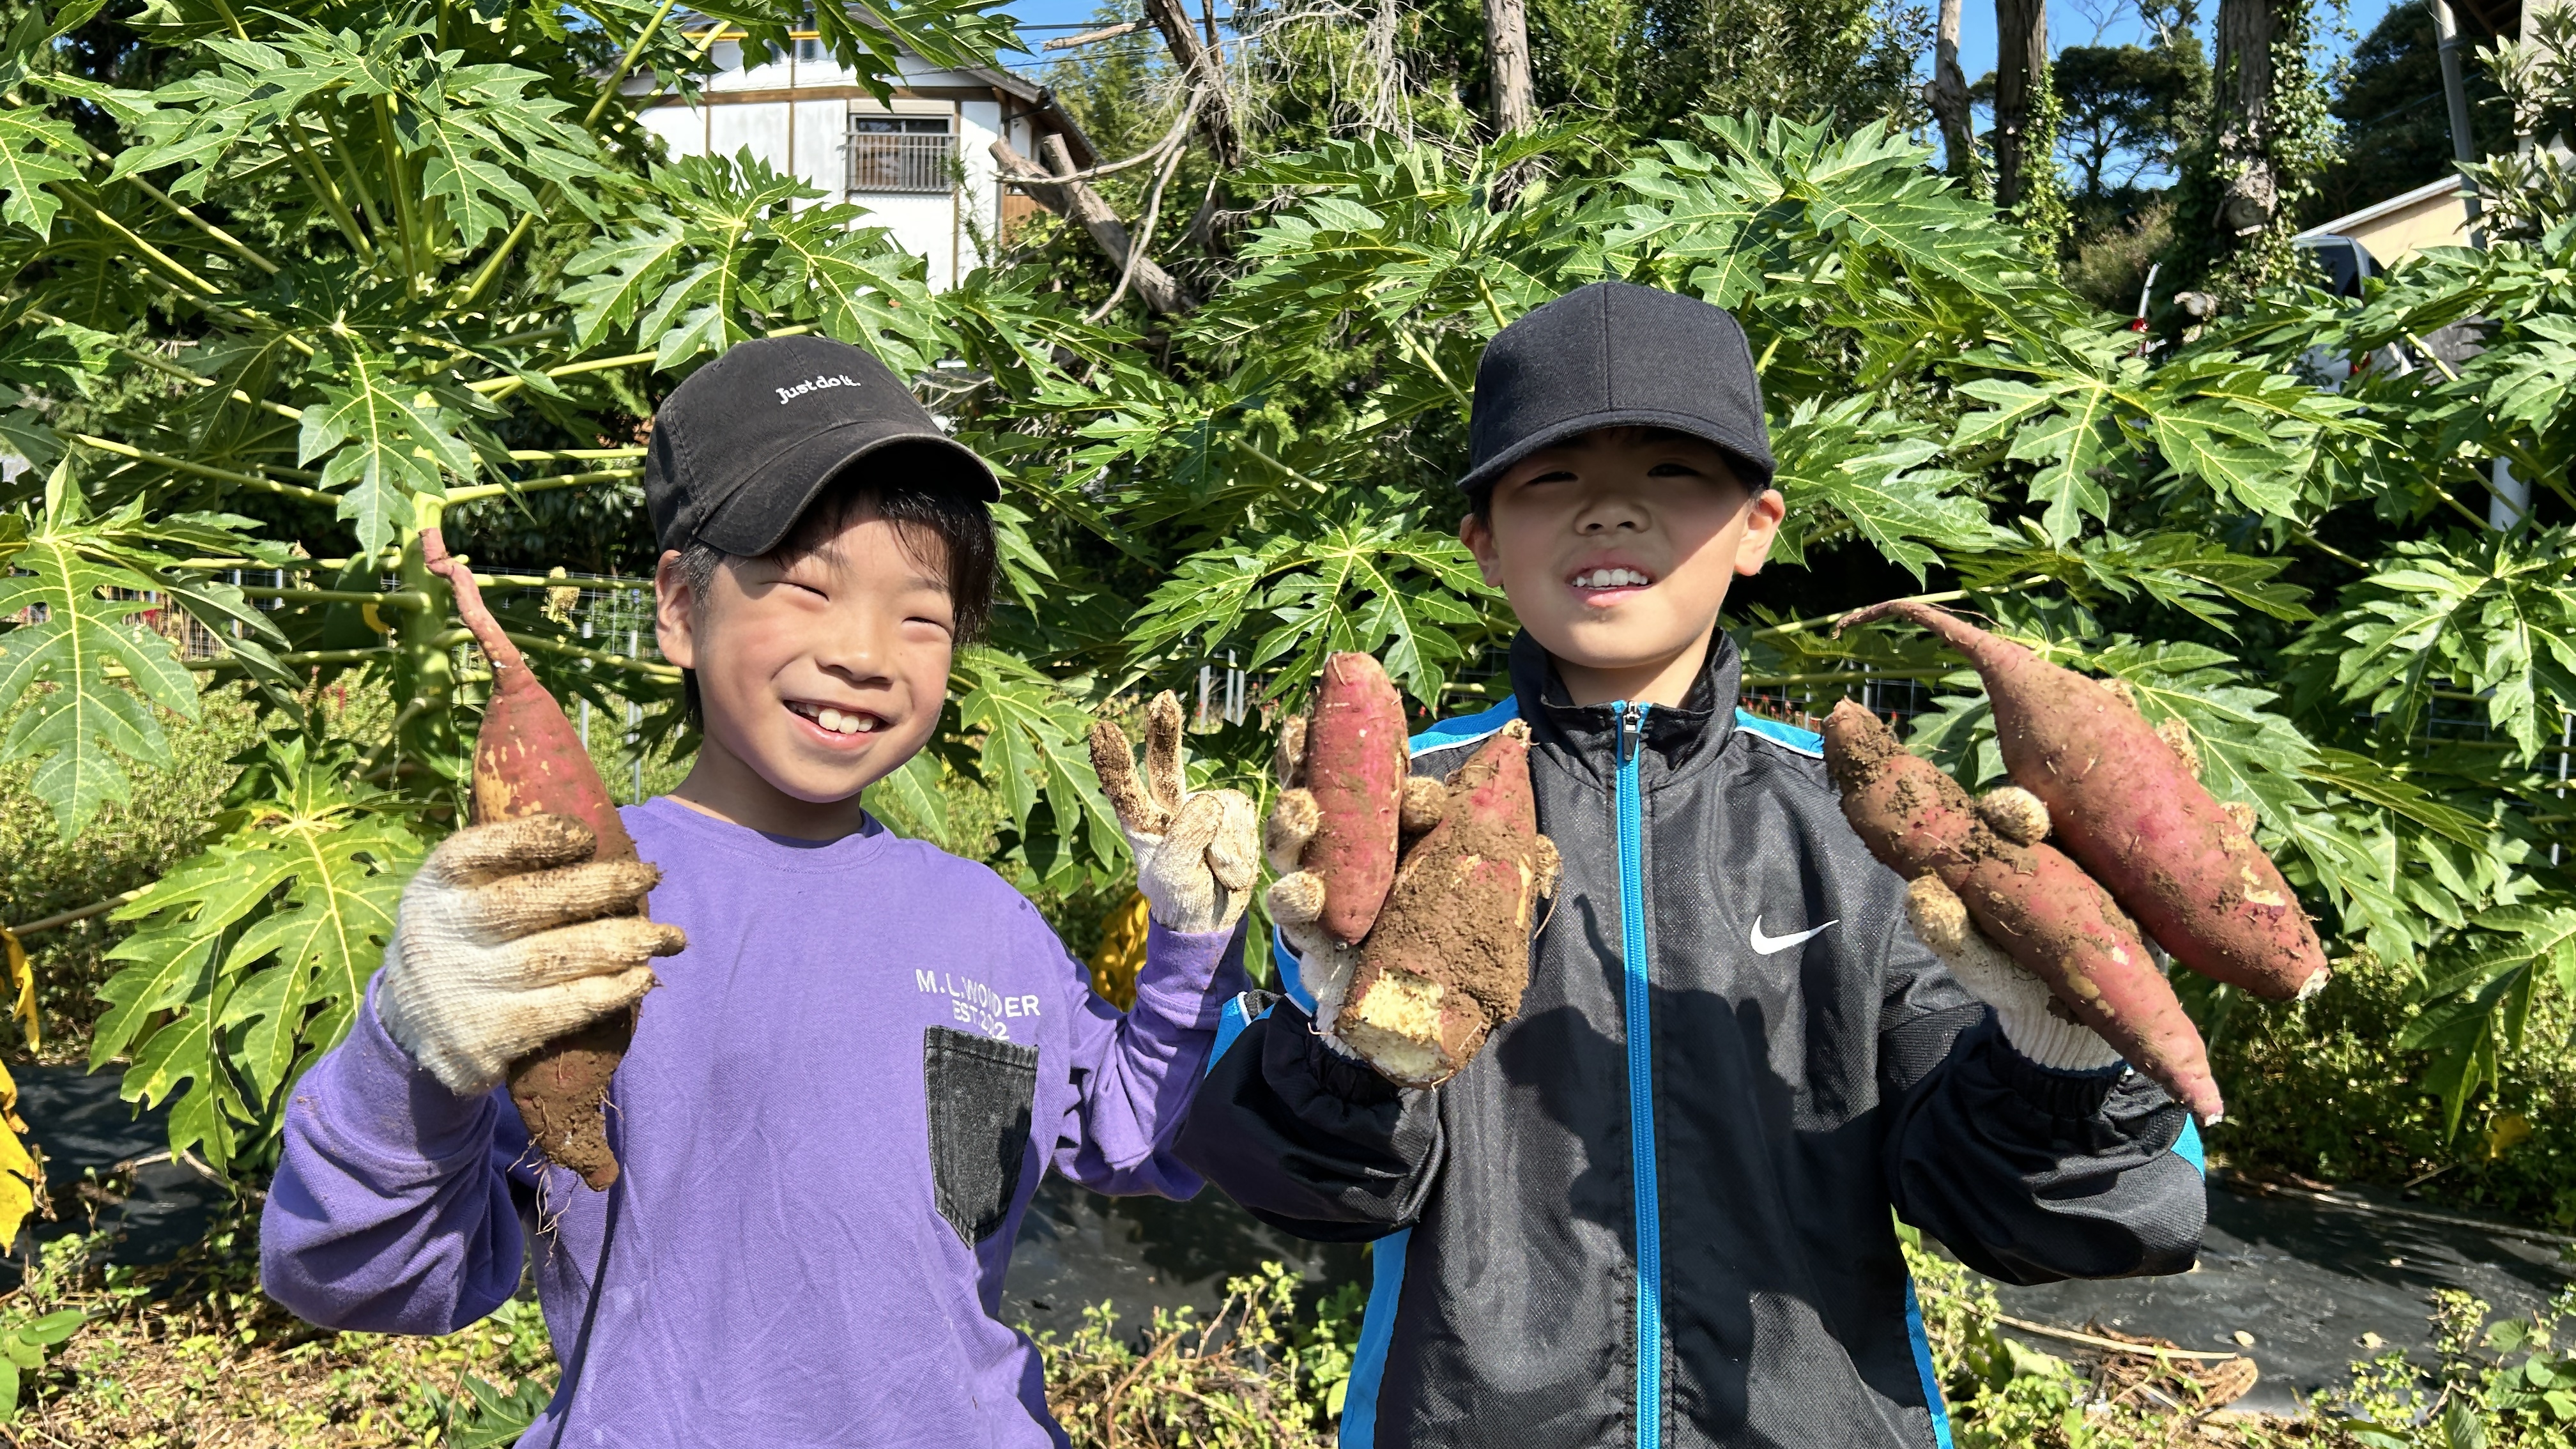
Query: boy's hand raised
377 815 686 1097
1905 874 2124 1073
1090 693 1259 936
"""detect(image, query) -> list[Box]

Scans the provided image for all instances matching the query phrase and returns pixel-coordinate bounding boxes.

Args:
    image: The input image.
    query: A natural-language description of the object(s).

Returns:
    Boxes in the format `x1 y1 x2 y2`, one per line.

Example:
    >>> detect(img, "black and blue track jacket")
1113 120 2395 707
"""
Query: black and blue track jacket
1178 630 2208 1449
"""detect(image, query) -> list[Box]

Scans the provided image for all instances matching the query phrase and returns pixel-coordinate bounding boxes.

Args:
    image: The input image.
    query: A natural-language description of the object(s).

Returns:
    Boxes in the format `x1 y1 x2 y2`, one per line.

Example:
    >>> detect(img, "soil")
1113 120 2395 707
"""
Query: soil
1336 722 1547 1085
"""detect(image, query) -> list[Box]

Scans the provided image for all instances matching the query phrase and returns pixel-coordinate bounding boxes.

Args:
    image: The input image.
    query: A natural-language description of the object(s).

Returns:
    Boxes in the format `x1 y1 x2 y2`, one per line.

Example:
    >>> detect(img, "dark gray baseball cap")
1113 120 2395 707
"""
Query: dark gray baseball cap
643 336 999 555
1458 280 1775 495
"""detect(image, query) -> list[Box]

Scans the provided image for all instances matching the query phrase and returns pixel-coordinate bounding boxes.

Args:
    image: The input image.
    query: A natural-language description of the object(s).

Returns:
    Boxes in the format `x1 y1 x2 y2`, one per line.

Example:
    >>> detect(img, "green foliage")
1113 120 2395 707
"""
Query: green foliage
90 735 422 1169
1029 1261 1344 1446
0 0 2569 1206
2203 949 2576 1228
0 1303 83 1420
2053 40 2209 206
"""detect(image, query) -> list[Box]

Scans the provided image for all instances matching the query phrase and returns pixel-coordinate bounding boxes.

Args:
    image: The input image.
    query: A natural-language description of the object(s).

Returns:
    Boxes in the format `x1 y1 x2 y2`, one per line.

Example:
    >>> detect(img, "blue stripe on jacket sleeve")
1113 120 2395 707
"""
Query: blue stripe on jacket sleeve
1731 708 1824 758
1208 993 1269 1075
1409 697 1521 756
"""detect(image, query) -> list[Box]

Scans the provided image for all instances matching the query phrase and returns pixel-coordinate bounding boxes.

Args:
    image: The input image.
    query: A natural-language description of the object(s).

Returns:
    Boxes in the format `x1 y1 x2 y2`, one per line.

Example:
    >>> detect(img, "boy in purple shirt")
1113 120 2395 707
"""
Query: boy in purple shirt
259 337 1260 1447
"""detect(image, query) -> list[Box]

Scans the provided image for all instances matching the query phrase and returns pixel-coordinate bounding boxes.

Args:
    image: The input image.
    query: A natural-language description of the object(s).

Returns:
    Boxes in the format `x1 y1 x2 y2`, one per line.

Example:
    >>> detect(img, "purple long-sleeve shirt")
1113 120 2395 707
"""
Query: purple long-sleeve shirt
259 797 1248 1447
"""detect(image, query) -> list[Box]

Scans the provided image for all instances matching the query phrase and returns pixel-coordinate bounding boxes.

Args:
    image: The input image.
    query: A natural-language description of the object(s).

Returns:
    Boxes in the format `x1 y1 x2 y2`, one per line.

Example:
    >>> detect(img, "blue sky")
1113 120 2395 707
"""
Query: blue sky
993 0 2407 88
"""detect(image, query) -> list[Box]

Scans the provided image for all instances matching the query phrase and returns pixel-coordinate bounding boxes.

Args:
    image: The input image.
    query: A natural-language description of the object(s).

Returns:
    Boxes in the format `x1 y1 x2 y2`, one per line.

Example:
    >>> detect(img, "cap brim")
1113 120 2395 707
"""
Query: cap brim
696 420 1000 555
1455 408 1776 495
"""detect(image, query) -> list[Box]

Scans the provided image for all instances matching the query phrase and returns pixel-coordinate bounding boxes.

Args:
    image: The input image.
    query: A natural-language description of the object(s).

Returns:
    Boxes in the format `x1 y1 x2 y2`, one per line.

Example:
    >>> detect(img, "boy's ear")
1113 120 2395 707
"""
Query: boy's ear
654 549 698 670
1733 489 1787 578
1459 511 1503 588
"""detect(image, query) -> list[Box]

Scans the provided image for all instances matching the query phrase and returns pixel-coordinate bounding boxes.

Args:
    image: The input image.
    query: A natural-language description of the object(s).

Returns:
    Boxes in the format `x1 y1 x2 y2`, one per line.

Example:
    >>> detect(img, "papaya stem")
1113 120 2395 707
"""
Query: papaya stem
418 527 530 674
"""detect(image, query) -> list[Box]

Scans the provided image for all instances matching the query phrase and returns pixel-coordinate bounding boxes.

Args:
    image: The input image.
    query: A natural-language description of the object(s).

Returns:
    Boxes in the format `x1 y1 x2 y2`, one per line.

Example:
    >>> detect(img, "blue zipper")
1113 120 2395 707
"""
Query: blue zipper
1615 701 1662 1448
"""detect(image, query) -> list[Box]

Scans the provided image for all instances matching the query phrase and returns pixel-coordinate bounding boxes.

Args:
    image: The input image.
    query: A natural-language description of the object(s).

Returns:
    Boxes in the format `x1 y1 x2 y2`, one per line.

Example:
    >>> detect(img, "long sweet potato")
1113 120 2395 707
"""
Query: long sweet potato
1822 701 2223 1123
1839 599 2326 1000
1335 721 1558 1088
1291 654 1408 946
422 528 673 1190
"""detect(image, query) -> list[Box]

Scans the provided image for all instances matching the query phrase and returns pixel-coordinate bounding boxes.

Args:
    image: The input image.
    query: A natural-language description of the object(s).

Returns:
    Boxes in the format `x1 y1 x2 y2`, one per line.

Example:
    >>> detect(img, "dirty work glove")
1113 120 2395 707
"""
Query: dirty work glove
1905 870 2124 1073
1089 692 1259 935
377 815 686 1096
1261 713 1448 1051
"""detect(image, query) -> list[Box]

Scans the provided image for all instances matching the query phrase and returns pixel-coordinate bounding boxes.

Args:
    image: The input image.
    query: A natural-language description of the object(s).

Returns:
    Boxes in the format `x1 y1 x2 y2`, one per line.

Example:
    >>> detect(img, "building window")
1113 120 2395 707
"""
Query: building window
848 116 955 194
797 38 820 63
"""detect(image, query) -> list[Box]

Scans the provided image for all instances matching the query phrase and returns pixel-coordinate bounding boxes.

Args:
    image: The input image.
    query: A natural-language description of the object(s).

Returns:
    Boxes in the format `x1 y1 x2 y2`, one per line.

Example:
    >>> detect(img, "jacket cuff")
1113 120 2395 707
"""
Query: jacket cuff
1300 1013 1409 1107
1982 1015 2128 1119
292 973 502 1183
1130 918 1251 1031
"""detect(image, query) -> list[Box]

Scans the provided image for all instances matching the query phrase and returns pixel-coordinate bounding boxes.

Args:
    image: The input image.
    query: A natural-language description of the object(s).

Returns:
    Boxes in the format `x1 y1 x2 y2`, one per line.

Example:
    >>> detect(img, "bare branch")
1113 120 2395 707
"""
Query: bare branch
1044 20 1146 49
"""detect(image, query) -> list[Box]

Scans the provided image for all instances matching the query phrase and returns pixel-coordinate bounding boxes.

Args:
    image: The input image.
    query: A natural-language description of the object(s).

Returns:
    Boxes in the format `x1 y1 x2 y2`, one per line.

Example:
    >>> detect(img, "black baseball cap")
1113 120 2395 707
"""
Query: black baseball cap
643 336 1000 555
1457 280 1775 495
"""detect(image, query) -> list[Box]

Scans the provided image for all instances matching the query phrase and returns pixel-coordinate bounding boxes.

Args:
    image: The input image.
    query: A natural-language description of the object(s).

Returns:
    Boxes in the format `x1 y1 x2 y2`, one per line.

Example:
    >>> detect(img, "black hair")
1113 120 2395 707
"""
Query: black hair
674 448 997 724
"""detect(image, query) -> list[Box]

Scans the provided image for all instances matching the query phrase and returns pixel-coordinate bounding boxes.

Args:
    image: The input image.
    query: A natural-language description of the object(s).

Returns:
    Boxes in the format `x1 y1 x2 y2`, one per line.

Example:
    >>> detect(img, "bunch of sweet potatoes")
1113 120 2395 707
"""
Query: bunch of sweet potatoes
1262 655 1556 1088
1837 599 2327 1000
1823 702 2223 1121
1823 599 2338 1123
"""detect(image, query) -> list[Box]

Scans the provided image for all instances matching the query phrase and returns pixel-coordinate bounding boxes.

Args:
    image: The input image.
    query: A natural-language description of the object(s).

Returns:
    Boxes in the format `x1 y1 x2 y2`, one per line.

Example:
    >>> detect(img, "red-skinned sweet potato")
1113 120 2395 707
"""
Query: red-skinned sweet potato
1822 701 2224 1124
1295 654 1408 946
1335 721 1558 1088
1839 599 2327 1001
422 528 670 1190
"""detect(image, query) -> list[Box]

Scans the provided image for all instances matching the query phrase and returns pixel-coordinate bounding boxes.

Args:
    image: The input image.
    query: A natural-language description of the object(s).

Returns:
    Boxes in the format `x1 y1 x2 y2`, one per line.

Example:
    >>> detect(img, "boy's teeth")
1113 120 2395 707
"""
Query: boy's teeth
818 707 846 733
1575 568 1650 588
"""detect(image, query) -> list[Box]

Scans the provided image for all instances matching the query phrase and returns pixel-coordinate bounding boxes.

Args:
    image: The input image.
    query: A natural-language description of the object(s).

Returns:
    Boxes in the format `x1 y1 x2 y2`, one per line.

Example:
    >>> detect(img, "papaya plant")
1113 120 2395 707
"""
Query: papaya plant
0 0 2568 1184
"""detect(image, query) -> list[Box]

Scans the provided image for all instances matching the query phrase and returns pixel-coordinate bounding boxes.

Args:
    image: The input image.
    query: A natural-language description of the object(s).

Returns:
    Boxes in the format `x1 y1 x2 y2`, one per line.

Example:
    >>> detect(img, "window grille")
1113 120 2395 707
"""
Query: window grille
847 118 955 194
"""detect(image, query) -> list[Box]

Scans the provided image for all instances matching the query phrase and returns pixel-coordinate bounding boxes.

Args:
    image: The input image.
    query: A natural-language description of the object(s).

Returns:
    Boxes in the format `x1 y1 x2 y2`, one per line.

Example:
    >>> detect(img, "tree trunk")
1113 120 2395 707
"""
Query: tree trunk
1144 0 1242 167
1991 0 2048 208
1485 0 1537 134
1924 0 1978 188
2212 0 2280 234
990 137 1197 315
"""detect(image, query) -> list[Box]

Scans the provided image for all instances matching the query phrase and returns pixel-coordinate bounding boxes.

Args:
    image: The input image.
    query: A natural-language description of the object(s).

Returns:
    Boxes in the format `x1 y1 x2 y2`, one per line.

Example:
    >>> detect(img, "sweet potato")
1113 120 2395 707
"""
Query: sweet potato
1284 654 1409 946
1821 701 2223 1123
1839 599 2327 1001
1335 721 1558 1088
422 528 673 1190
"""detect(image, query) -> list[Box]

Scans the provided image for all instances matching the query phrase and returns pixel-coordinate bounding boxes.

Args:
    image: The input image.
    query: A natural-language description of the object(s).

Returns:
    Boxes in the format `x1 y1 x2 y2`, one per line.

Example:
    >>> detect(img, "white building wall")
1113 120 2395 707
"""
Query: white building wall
706 99 790 177
638 100 704 163
792 98 847 208
631 42 1066 293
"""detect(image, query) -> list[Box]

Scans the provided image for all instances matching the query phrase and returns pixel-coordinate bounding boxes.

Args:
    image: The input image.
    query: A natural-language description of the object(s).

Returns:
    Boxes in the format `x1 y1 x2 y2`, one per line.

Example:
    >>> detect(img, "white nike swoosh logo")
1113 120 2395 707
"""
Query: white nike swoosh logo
1749 917 1839 955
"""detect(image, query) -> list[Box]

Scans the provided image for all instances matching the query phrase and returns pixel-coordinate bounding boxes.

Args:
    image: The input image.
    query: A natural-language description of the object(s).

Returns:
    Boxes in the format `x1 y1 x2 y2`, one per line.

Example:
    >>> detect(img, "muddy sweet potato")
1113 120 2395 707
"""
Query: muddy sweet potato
1335 721 1558 1088
422 528 673 1190
1839 599 2327 1001
1286 654 1409 946
1822 701 2223 1123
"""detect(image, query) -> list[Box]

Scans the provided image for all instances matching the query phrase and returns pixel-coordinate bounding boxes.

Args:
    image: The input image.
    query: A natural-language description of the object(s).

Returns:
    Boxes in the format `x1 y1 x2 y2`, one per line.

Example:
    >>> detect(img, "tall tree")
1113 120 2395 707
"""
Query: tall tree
1926 0 1981 187
2053 41 2206 202
1487 0 1538 132
1993 0 2050 206
2212 0 2280 234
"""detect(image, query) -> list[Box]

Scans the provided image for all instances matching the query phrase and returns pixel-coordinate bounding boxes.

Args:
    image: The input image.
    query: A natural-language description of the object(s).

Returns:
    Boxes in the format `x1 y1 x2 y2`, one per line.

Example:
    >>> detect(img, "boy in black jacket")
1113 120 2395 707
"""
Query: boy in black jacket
1176 282 2205 1449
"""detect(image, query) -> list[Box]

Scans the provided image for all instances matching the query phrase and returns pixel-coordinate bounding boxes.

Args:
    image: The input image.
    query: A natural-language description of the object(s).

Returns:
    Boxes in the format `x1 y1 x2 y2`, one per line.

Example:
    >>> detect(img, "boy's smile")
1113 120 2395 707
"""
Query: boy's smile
656 508 956 839
1462 426 1784 709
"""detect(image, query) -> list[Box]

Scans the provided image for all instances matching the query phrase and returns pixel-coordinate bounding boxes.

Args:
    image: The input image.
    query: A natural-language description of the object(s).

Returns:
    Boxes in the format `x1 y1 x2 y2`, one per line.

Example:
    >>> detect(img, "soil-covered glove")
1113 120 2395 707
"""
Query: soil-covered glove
1262 713 1447 1049
378 815 687 1096
1905 870 2124 1073
1089 693 1259 935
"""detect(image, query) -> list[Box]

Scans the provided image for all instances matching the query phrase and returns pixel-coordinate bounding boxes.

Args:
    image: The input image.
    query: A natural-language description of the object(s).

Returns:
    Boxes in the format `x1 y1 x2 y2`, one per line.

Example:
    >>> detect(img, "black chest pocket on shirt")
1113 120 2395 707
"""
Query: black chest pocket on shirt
923 1026 1041 1245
